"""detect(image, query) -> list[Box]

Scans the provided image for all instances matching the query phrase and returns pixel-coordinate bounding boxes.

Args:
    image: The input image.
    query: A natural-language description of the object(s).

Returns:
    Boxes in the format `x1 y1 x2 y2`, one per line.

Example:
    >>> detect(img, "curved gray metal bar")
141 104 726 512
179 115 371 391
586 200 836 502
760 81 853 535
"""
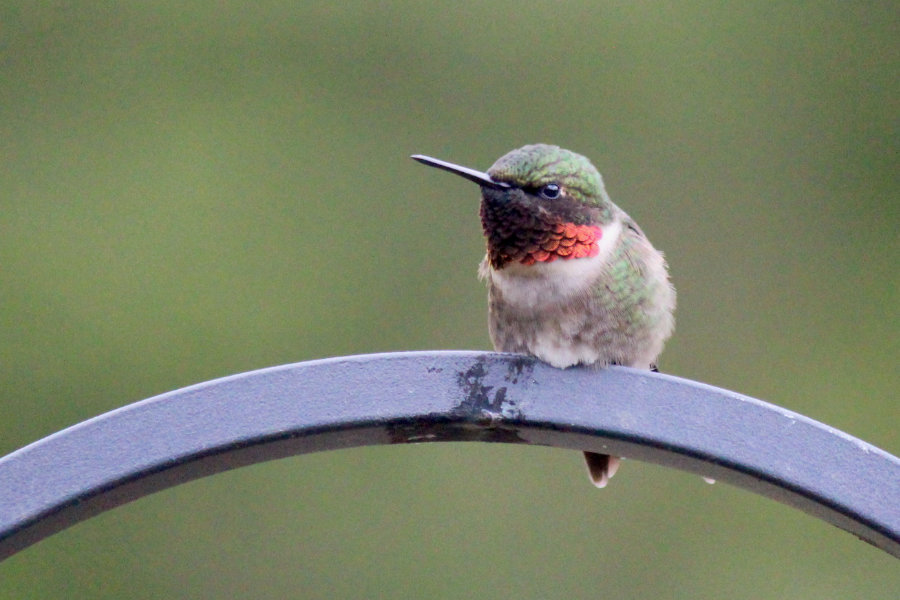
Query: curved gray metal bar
1 351 898 560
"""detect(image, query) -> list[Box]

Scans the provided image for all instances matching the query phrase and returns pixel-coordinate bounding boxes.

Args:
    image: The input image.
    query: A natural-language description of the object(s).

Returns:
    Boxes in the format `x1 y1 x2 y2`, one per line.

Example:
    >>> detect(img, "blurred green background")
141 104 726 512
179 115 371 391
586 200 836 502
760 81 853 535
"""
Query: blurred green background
1 1 897 597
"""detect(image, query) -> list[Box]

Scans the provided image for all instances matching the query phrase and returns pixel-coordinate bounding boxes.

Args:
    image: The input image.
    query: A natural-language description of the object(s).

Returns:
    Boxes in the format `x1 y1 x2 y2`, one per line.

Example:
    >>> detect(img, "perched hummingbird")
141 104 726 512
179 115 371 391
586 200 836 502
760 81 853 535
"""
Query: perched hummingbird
412 144 676 488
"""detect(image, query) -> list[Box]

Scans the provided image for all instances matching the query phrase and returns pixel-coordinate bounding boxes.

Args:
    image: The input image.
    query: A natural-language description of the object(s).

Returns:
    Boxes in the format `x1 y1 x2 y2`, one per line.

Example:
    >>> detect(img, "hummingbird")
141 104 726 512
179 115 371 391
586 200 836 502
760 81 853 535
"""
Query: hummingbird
412 144 676 488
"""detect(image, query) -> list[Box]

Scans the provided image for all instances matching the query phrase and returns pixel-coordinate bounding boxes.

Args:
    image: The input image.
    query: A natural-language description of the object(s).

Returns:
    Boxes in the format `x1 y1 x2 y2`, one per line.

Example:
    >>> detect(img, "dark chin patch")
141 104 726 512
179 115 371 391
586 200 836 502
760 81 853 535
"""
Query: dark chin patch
480 189 601 269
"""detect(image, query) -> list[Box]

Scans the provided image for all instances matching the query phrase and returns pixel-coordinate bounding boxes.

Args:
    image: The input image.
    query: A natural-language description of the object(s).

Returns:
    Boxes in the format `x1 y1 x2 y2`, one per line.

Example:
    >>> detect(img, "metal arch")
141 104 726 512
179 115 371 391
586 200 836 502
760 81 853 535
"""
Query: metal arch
1 351 898 560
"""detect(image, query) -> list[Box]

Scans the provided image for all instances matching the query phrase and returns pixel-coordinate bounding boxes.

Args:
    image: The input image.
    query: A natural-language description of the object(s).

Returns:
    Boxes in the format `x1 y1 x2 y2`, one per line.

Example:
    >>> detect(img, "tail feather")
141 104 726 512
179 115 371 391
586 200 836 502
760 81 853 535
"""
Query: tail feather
583 452 621 488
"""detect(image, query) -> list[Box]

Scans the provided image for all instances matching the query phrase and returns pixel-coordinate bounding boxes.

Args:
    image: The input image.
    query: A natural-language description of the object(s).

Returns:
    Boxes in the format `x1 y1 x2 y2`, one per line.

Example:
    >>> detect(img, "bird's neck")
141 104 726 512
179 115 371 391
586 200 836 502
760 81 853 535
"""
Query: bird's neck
481 201 607 269
492 221 603 269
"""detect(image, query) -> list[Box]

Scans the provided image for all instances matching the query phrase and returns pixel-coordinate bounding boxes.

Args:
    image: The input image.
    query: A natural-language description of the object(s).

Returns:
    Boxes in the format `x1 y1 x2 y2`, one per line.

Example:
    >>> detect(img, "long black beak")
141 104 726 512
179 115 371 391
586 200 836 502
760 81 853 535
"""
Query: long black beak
411 154 511 189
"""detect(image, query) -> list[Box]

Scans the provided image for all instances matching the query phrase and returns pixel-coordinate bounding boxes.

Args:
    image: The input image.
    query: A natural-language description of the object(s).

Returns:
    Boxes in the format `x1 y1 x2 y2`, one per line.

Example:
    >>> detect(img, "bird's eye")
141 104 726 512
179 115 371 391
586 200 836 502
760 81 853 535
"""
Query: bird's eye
539 183 561 199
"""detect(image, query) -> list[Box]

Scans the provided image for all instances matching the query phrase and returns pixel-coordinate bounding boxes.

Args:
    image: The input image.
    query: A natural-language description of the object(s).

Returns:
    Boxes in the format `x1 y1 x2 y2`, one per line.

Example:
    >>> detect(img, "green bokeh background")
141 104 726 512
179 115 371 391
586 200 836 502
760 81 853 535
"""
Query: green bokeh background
2 2 897 597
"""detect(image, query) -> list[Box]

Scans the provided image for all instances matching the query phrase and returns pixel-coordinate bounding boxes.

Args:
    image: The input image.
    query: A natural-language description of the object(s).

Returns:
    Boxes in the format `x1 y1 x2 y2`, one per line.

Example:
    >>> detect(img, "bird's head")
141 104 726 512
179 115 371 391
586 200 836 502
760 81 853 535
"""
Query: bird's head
413 144 617 269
